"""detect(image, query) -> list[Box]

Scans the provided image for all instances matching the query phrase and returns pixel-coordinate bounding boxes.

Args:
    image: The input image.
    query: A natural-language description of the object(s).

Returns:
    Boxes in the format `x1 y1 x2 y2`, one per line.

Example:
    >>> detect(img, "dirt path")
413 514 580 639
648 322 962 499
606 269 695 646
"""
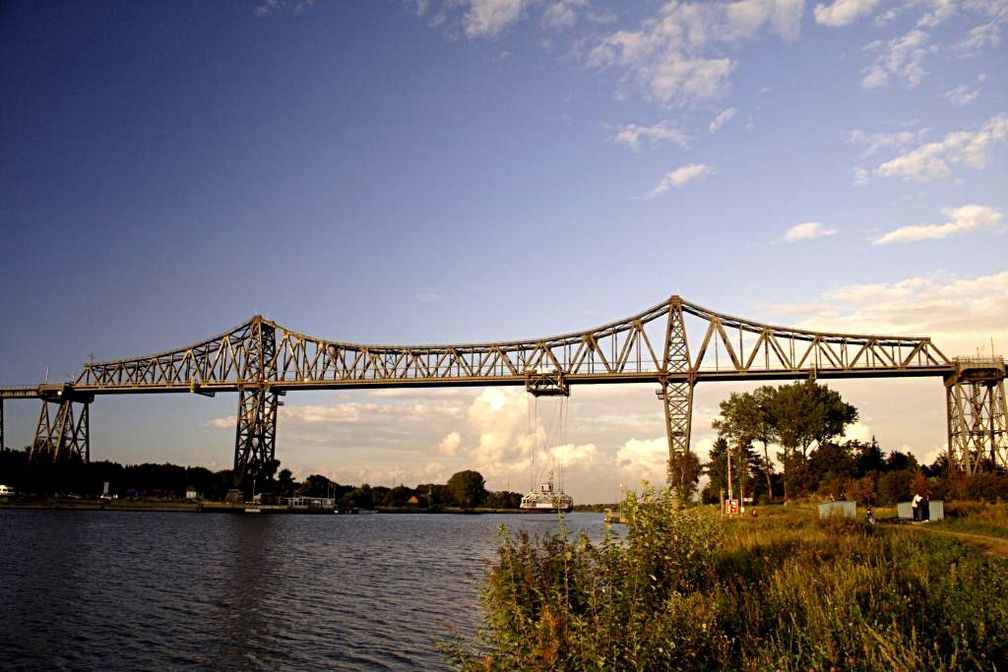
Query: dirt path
903 525 1008 559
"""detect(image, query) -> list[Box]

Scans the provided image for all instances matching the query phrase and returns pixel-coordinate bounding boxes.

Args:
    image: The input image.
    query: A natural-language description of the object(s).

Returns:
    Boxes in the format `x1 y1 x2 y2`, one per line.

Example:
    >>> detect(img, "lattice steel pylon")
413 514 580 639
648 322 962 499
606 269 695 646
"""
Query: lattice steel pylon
946 358 1008 474
658 297 696 500
30 396 91 463
233 317 280 486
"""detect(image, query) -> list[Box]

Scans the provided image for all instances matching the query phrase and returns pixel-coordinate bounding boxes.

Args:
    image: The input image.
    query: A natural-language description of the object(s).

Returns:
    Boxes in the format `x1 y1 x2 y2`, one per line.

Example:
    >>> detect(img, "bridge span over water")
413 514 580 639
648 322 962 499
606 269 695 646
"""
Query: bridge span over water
1 295 1004 483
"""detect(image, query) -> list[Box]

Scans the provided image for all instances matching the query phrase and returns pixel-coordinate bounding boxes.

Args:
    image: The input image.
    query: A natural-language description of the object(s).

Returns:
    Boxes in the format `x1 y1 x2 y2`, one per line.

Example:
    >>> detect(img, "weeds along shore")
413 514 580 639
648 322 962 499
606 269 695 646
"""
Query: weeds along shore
443 488 1008 671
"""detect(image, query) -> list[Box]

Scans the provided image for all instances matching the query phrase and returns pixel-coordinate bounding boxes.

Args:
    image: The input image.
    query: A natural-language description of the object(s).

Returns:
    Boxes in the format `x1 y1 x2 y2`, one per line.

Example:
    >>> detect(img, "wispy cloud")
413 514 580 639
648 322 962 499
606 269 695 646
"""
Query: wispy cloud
461 0 526 38
848 128 928 158
613 121 690 149
943 84 980 105
862 29 936 88
708 107 737 133
814 0 882 27
873 114 1008 181
956 22 1002 56
874 204 1003 244
646 163 714 198
916 0 957 27
785 221 837 242
541 0 587 31
767 269 1008 357
588 0 803 106
254 0 314 17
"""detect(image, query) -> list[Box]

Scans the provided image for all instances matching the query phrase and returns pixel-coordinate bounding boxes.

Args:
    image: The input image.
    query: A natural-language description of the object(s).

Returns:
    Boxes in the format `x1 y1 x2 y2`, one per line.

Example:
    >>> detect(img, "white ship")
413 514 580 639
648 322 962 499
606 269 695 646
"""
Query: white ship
520 469 573 512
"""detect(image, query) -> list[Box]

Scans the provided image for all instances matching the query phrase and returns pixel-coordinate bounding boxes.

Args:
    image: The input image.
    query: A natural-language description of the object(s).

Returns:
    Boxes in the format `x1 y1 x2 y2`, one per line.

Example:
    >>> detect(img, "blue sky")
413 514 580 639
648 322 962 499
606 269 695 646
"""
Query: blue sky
1 0 1005 502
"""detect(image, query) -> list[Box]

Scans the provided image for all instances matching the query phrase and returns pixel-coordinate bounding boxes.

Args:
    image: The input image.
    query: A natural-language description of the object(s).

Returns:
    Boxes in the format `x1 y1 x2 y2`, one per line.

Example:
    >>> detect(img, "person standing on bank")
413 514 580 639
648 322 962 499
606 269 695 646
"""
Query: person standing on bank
912 492 923 522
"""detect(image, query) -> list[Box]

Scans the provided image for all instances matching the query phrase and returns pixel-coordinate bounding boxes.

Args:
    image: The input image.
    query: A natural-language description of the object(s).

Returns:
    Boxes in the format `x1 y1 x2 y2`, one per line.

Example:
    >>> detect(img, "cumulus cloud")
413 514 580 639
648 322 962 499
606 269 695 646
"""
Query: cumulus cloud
438 431 462 456
873 204 1003 244
646 163 714 198
588 0 803 106
813 0 881 26
873 114 1008 181
708 107 737 133
785 221 837 241
615 437 670 485
862 29 935 88
614 121 691 149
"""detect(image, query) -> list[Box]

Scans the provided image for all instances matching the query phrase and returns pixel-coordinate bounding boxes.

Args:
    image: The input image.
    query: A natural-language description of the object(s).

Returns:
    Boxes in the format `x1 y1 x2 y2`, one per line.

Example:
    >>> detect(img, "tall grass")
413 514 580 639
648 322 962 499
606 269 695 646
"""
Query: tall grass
444 488 1008 671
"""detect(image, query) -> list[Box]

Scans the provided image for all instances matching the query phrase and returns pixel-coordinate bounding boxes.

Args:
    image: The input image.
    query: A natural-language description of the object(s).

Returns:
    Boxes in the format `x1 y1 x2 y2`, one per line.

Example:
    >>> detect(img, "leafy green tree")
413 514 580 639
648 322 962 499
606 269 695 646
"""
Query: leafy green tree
668 449 702 505
447 470 487 509
712 392 761 506
704 438 730 502
766 381 858 499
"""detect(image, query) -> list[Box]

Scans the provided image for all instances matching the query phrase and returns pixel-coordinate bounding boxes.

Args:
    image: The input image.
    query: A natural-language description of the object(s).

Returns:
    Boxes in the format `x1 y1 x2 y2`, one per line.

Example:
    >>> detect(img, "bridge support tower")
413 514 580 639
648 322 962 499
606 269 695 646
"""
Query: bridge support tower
659 297 697 502
30 388 94 463
946 358 1007 474
233 318 280 487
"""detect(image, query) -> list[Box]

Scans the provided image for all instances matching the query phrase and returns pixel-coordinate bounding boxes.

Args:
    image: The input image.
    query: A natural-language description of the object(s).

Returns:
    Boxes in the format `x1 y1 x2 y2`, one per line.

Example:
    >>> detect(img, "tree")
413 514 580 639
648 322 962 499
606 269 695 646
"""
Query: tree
752 386 777 500
704 438 730 502
447 470 487 509
667 449 702 505
765 381 858 500
712 392 761 507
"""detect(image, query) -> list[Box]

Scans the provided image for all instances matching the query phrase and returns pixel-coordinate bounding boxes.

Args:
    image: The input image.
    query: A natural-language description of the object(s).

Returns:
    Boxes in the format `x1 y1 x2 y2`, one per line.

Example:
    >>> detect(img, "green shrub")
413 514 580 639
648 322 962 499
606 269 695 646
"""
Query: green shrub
447 490 1008 671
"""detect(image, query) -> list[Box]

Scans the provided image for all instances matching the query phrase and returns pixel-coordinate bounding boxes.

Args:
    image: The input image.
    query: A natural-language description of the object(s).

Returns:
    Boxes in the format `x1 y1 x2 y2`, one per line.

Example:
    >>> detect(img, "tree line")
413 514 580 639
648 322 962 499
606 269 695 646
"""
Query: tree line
700 380 1008 505
0 448 520 510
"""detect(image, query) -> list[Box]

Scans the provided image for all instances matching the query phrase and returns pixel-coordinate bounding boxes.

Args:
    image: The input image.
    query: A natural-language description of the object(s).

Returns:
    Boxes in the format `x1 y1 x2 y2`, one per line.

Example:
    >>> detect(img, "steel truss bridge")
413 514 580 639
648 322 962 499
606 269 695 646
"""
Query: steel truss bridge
1 295 1005 483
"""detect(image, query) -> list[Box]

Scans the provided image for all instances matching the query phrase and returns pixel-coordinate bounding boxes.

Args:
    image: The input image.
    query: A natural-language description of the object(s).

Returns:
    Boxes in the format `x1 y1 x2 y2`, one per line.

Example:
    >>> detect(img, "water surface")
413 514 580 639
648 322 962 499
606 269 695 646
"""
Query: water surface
0 510 604 671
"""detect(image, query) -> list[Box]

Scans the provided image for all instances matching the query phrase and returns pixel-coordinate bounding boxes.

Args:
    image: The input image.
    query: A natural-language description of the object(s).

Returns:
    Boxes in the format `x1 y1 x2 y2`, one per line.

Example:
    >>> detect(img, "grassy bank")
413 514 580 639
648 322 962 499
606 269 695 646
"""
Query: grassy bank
444 489 1008 671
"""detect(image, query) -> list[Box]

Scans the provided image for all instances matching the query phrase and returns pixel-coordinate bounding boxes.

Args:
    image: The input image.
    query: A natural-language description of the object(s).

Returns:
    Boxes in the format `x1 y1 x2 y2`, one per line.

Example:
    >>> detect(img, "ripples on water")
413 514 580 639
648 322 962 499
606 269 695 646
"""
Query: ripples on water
0 511 605 671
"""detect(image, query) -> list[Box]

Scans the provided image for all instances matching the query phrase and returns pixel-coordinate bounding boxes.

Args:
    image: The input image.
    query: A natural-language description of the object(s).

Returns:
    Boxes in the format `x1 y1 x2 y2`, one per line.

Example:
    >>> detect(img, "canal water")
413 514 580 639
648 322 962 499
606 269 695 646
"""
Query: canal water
0 510 606 671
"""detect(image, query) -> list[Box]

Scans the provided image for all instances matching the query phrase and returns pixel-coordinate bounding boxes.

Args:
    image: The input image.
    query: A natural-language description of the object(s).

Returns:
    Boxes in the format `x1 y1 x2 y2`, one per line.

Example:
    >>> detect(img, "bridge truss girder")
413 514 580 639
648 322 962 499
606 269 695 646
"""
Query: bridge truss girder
947 360 1008 474
0 294 967 487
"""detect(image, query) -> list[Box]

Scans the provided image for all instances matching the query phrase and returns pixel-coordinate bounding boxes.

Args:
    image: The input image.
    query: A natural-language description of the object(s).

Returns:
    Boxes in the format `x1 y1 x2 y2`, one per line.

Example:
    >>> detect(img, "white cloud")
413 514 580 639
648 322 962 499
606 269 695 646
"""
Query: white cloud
956 22 1002 56
708 106 737 133
943 84 980 105
588 0 803 106
646 163 714 198
438 431 462 456
965 0 1008 19
874 204 1003 244
813 0 881 26
853 167 871 185
767 269 1008 358
916 0 957 26
848 128 928 158
461 0 526 38
614 121 691 149
874 114 1008 181
615 437 669 485
541 0 587 30
862 29 935 89
254 0 314 17
785 221 837 241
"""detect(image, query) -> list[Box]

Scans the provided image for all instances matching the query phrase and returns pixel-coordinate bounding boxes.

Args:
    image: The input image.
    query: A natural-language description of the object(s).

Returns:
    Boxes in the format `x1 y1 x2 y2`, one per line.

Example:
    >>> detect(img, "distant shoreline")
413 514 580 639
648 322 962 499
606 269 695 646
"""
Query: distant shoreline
0 499 589 515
